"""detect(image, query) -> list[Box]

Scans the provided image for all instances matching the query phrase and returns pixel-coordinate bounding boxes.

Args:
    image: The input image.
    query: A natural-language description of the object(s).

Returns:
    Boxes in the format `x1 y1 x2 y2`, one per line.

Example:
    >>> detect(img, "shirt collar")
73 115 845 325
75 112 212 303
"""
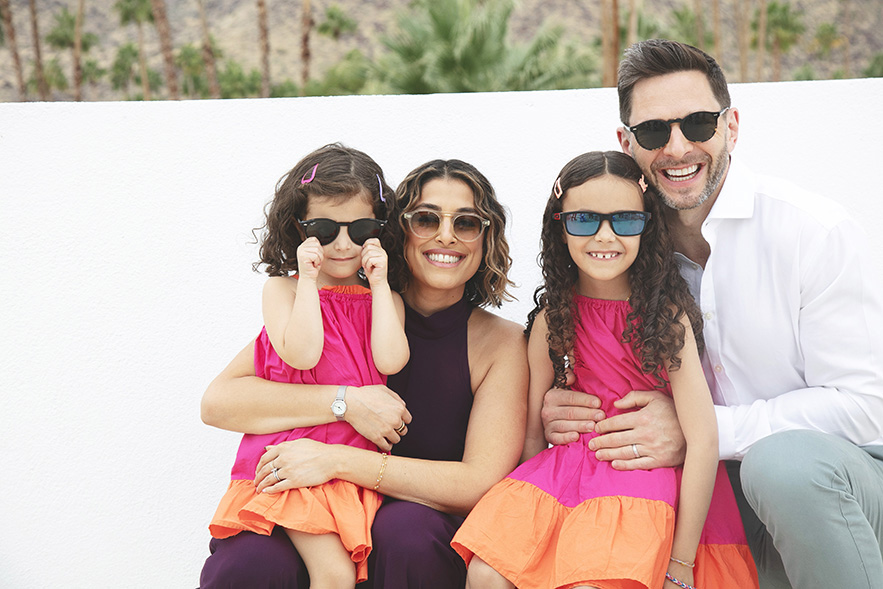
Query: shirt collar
706 156 755 221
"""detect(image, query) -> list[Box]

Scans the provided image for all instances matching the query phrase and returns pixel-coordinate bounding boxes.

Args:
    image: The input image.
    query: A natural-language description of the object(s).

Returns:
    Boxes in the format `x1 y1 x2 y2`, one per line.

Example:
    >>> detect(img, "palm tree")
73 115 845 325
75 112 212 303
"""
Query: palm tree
28 0 49 100
114 0 153 100
754 1 804 81
670 6 714 49
734 0 752 81
371 0 596 94
300 0 314 96
111 42 139 95
256 0 270 97
693 0 705 50
195 0 220 98
838 0 852 78
150 0 178 99
46 5 98 101
28 57 66 95
0 0 27 100
754 0 767 81
318 5 357 41
600 0 620 86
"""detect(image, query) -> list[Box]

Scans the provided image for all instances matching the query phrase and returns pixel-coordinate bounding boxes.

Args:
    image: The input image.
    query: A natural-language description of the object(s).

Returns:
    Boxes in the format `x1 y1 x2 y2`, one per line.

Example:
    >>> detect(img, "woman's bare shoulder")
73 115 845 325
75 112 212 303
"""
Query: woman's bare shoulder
468 307 528 371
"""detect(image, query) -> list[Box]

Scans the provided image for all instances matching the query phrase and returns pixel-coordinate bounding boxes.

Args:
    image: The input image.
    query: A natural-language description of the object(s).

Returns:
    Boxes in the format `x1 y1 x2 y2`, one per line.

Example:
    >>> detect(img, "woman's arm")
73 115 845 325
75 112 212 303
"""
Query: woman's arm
523 310 554 461
665 315 719 587
256 309 529 517
200 340 411 450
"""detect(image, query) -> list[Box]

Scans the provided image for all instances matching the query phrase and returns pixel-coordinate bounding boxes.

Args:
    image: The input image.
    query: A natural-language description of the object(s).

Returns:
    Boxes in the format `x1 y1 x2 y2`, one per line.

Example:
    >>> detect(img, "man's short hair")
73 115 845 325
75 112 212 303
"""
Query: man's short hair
618 39 731 125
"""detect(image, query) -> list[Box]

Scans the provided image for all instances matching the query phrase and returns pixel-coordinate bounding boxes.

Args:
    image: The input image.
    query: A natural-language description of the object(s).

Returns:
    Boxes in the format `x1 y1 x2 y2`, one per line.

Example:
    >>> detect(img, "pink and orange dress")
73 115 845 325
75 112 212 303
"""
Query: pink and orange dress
451 296 758 589
209 285 383 583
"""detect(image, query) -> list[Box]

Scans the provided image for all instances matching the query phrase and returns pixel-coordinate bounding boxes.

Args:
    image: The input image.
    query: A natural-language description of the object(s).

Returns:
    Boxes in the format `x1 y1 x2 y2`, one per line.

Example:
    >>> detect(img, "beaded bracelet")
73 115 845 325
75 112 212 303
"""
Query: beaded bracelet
669 556 695 568
665 572 697 589
373 453 389 491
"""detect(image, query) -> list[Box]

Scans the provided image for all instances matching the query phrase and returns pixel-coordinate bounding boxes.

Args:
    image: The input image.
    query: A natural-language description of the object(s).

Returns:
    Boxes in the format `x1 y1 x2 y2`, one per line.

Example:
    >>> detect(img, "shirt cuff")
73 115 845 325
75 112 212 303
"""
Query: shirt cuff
715 404 737 461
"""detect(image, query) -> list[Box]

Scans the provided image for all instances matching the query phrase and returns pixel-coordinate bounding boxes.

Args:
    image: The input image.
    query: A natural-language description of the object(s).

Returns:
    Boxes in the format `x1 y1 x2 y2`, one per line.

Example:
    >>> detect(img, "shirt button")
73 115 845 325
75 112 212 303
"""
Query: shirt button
704 312 714 321
714 365 723 373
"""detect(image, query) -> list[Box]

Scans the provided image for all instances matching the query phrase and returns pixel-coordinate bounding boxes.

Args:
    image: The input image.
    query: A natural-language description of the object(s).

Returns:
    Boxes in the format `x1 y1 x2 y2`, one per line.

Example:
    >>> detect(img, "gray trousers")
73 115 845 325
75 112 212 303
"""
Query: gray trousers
727 430 883 588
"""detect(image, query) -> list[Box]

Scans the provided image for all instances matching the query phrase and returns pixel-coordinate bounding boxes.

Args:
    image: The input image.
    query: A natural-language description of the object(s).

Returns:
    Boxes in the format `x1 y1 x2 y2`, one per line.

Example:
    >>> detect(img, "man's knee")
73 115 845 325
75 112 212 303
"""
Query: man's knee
742 430 841 500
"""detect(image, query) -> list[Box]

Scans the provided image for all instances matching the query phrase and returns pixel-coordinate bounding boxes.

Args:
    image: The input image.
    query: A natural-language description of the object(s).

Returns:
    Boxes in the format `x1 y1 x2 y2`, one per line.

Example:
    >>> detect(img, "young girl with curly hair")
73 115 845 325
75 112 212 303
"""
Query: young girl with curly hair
208 143 409 587
452 151 757 589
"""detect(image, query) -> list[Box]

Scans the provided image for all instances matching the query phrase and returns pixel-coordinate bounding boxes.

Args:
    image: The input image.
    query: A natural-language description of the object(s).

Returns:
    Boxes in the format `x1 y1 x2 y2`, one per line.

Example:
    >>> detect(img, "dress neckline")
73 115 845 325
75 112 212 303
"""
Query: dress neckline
404 296 473 339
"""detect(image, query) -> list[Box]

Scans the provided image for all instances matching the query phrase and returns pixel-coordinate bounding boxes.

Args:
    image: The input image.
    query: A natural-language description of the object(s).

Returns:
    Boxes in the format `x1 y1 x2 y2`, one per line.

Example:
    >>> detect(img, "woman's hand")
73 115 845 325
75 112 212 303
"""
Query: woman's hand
346 384 411 452
255 439 338 494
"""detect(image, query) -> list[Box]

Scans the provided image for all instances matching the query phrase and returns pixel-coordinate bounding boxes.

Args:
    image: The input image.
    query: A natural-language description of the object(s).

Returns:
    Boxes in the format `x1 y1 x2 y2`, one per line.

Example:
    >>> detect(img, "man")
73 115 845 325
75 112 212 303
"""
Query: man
543 39 883 588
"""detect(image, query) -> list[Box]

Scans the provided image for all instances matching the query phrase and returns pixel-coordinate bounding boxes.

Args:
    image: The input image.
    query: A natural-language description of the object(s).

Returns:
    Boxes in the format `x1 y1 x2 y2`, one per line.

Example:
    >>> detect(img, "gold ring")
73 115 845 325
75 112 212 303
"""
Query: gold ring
395 421 407 434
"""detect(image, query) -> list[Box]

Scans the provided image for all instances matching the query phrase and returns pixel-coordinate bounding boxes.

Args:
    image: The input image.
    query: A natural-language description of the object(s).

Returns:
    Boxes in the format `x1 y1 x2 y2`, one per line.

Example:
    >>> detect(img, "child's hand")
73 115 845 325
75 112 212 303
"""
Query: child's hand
296 237 323 282
360 238 388 288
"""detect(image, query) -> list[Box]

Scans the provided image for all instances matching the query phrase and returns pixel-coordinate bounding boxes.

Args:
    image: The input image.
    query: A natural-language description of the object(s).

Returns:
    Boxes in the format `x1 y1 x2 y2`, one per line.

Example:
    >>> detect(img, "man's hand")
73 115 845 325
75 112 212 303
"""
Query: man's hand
542 387 606 446
589 390 686 470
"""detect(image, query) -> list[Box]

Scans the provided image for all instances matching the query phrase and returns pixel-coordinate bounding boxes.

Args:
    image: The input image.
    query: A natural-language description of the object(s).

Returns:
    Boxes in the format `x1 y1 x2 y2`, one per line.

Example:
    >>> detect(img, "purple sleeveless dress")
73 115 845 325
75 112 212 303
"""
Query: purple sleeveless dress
200 296 475 589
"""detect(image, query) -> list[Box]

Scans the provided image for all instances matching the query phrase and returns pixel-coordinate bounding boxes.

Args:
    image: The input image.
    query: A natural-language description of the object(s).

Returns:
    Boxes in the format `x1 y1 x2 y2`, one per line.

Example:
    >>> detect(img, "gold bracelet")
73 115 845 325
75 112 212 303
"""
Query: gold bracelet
669 556 695 568
373 453 389 491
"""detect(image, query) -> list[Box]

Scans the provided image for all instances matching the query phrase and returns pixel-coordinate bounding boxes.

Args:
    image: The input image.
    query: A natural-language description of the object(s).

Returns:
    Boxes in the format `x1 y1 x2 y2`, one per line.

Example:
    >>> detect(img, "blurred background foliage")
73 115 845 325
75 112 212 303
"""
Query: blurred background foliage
1 0 880 102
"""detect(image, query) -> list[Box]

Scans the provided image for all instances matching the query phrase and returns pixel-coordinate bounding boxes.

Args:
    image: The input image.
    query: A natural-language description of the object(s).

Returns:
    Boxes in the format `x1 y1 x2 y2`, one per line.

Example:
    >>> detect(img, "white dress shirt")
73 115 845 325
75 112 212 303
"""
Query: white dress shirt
676 158 883 460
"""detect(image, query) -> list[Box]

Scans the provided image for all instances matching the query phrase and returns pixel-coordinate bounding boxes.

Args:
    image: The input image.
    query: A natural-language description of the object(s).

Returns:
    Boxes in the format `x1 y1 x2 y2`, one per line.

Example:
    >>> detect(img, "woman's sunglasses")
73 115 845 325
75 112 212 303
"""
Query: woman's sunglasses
297 218 386 246
623 108 728 151
402 210 490 243
553 211 651 237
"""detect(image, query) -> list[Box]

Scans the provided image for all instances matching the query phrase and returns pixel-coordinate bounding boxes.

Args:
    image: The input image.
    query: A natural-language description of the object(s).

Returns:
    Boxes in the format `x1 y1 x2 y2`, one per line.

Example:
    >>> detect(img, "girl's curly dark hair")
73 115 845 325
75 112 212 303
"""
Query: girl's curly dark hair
253 143 403 290
390 159 514 308
526 151 703 388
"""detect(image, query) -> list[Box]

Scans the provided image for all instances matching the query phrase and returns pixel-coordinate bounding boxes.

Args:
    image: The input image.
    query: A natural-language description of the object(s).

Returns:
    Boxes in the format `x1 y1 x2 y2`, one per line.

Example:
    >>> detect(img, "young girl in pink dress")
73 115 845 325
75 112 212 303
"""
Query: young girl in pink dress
452 151 758 589
209 143 409 587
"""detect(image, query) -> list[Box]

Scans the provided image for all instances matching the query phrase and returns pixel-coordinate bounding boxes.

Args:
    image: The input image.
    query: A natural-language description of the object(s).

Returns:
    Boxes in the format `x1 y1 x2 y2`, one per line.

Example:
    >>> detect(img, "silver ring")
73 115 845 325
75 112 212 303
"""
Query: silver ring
395 421 407 434
631 443 640 459
272 467 281 482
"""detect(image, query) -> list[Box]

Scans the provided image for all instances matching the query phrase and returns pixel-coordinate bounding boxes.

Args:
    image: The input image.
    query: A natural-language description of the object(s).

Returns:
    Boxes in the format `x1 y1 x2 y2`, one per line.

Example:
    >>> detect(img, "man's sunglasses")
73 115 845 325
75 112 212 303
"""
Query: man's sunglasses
402 210 490 243
623 108 728 151
553 211 651 237
297 218 386 246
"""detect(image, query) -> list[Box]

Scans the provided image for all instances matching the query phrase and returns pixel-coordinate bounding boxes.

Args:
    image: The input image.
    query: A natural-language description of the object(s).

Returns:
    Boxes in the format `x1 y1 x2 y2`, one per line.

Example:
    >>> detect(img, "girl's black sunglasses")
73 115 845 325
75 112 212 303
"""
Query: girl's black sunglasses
297 218 386 246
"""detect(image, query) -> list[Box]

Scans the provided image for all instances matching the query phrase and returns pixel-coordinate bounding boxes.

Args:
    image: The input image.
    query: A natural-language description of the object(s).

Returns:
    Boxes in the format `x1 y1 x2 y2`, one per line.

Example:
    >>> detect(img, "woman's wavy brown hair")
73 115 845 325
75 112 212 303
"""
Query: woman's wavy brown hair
390 159 514 308
526 151 703 388
254 143 403 290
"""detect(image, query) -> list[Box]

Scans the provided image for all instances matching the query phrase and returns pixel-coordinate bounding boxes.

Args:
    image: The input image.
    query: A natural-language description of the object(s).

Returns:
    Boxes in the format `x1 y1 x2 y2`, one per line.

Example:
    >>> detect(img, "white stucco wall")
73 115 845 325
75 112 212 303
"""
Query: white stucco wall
2 78 882 587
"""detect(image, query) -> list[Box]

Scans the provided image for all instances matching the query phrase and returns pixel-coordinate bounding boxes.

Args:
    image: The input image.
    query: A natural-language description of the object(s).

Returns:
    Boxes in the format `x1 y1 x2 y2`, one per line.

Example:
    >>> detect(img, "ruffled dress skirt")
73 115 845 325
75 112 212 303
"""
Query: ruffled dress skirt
209 285 384 582
451 297 758 589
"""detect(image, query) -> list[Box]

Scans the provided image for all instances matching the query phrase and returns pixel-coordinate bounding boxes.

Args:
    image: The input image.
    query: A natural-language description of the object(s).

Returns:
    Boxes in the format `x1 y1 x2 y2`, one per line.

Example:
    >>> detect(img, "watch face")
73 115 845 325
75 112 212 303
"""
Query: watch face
331 400 347 417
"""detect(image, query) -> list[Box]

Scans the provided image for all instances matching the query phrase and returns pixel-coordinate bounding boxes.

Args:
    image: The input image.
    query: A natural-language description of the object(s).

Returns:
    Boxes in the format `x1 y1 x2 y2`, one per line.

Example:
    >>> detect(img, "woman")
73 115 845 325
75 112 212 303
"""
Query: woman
199 159 529 588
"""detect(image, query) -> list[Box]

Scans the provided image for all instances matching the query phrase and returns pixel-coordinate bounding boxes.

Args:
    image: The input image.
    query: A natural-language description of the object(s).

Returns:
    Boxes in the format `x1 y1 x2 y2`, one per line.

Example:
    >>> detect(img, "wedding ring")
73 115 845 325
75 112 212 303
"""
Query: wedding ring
272 467 281 482
631 443 640 459
395 421 407 434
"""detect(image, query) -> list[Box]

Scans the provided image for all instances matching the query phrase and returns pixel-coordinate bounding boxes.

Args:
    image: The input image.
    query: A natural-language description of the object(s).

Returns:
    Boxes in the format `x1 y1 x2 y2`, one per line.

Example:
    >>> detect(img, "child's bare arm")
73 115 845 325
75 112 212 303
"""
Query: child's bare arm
363 238 409 374
665 314 718 586
262 239 325 369
523 310 555 462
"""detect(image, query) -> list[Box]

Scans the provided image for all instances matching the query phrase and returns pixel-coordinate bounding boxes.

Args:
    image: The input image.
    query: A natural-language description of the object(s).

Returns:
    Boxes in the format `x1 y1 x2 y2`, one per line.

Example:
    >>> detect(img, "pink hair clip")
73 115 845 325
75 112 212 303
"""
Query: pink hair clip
377 174 385 203
638 175 648 193
301 164 318 184
554 178 563 199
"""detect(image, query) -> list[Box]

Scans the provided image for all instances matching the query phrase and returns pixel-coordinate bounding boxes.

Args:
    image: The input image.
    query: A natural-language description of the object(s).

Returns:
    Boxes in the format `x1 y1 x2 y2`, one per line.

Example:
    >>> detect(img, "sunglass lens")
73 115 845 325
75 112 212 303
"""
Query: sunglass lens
453 215 483 241
611 212 648 236
635 119 672 150
409 211 441 237
348 219 384 245
565 212 601 236
682 111 718 143
305 219 339 245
